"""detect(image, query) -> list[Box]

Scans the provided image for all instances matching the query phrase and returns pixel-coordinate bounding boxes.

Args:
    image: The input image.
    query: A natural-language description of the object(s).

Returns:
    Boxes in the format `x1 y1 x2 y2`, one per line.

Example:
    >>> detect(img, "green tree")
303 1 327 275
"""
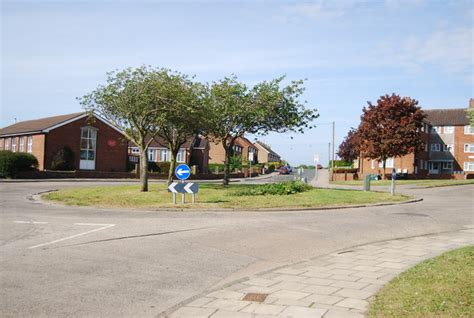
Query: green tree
357 94 425 179
203 76 318 185
80 66 178 192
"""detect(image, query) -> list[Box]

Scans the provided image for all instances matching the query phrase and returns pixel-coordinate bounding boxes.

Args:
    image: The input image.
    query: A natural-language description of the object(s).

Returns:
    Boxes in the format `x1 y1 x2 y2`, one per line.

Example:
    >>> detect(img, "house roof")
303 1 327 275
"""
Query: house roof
254 140 280 158
235 136 257 150
0 112 86 136
129 135 207 150
424 108 469 126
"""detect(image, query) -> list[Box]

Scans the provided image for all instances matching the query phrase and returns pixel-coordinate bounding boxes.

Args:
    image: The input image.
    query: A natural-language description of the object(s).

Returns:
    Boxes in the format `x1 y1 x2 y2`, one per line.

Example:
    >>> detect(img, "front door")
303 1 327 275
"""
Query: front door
79 127 97 170
429 162 439 174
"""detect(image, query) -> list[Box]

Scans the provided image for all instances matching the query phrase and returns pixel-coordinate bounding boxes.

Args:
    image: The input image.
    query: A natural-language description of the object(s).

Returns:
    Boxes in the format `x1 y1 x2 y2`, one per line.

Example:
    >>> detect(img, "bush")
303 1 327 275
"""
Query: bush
209 163 225 174
50 146 75 171
148 161 171 174
329 160 353 168
267 164 276 172
0 151 38 178
231 181 311 196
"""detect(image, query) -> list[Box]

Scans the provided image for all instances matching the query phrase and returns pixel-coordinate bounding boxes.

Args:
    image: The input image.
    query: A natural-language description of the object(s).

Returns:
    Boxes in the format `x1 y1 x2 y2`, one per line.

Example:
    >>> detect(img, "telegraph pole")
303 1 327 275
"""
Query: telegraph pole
331 121 335 180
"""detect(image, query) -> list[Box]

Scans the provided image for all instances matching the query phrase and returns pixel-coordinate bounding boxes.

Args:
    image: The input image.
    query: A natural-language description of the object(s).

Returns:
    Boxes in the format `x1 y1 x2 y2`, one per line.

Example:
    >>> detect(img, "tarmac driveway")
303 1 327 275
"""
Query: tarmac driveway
0 181 472 317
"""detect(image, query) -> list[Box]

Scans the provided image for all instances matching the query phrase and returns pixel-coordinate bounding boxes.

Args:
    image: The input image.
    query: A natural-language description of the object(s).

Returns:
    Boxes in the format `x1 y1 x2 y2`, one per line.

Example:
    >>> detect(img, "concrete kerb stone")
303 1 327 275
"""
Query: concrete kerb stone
164 229 473 317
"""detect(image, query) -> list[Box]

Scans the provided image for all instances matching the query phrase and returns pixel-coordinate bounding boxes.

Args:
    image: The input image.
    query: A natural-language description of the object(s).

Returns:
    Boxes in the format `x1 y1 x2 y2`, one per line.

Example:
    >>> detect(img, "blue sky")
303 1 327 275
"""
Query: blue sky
1 0 473 165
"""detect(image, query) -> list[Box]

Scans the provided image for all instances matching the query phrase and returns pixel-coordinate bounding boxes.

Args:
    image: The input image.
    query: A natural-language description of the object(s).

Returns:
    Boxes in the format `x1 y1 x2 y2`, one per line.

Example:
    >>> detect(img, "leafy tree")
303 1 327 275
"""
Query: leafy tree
337 128 360 162
467 109 474 128
202 76 318 185
151 74 206 184
80 66 178 192
357 94 425 179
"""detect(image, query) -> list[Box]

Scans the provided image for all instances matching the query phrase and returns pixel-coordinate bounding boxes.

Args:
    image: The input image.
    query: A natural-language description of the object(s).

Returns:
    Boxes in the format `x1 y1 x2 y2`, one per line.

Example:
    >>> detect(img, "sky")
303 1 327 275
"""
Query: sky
1 0 473 165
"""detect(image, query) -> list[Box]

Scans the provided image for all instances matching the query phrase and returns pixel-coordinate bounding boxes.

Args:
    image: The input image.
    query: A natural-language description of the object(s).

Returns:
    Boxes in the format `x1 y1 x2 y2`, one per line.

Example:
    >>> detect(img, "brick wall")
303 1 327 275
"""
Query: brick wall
45 117 128 172
454 125 474 172
208 140 227 164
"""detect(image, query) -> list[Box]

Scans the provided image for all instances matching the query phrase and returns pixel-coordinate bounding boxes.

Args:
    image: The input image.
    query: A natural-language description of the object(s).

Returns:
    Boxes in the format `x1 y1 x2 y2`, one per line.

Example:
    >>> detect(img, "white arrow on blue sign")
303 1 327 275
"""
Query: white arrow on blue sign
175 164 191 180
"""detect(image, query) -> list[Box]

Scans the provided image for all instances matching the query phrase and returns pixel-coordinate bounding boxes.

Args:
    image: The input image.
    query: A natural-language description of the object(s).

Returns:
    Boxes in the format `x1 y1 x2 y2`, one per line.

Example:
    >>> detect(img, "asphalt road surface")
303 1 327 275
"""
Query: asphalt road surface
0 180 472 317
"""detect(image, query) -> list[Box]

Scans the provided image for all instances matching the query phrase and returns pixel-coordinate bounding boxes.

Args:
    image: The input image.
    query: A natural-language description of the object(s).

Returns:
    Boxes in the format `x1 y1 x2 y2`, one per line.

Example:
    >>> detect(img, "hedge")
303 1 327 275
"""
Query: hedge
0 151 38 178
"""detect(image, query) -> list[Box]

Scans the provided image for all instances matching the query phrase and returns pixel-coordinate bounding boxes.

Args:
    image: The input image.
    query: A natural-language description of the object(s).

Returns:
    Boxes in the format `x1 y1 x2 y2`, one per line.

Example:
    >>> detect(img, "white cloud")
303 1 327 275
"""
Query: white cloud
374 27 473 75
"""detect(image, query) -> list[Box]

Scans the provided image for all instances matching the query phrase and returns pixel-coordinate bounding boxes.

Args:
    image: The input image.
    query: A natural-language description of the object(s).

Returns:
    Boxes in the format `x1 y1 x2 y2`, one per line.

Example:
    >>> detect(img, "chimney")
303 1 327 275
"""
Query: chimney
470 98 474 109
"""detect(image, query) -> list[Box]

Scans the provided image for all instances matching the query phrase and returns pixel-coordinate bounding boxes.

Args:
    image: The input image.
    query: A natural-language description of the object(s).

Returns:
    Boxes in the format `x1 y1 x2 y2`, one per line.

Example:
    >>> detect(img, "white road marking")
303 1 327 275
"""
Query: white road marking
14 221 48 224
28 223 115 249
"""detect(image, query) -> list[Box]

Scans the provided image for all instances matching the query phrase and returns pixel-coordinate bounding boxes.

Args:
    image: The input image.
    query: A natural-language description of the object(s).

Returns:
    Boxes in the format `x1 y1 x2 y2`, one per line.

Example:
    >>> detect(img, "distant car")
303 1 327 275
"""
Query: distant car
317 164 323 169
287 165 293 173
279 166 290 174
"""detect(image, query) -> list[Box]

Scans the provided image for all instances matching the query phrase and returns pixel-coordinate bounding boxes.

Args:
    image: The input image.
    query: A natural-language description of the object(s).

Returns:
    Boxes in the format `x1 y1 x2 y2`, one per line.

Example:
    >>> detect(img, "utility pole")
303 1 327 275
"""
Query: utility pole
331 121 335 181
328 142 331 169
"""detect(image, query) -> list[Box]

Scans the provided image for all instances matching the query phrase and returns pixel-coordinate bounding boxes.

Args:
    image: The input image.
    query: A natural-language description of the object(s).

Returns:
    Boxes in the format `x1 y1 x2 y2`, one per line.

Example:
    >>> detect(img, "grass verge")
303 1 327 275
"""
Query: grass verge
331 179 474 187
42 183 411 210
369 245 474 318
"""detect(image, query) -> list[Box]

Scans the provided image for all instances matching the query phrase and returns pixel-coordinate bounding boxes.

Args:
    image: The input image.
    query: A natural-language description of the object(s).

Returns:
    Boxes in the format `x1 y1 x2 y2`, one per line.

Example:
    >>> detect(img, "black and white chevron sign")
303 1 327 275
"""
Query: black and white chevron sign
168 182 199 194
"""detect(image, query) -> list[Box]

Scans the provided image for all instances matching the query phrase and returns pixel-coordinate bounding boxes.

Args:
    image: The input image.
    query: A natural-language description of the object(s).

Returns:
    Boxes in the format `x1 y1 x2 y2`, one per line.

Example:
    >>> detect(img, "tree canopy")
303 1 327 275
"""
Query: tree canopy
337 128 360 162
357 94 425 178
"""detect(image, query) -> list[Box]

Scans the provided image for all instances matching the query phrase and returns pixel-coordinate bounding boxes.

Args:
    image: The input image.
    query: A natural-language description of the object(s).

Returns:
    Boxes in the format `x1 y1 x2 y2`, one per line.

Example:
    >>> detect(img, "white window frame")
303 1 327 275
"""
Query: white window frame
27 136 33 153
11 138 16 152
463 162 474 171
160 149 169 162
379 157 394 169
430 143 441 152
443 144 454 152
443 126 454 134
5 138 10 150
371 160 375 169
19 137 25 152
464 125 474 135
131 147 140 154
147 149 157 162
442 162 453 170
431 126 441 134
176 149 186 163
464 144 474 153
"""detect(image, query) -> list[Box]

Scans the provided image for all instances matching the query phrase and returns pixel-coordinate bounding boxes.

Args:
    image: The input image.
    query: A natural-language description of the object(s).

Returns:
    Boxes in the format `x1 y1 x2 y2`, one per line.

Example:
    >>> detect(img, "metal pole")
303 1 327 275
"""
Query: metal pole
173 193 176 204
192 193 196 203
182 193 185 204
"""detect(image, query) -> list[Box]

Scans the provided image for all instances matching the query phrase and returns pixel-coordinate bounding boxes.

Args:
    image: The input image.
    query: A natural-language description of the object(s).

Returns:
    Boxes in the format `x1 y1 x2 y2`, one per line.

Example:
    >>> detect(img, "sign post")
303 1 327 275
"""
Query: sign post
391 168 396 196
168 164 199 204
314 154 320 181
248 152 254 178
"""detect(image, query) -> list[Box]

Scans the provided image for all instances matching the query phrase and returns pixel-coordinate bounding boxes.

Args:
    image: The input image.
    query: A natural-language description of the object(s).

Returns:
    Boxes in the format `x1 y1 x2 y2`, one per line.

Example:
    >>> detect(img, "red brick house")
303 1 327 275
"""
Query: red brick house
208 136 259 164
128 135 209 173
358 99 474 179
0 112 128 171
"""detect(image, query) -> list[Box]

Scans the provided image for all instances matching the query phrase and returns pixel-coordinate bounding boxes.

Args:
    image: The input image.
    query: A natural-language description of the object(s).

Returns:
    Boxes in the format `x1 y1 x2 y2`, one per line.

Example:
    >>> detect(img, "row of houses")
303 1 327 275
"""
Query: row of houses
0 112 282 173
357 99 474 178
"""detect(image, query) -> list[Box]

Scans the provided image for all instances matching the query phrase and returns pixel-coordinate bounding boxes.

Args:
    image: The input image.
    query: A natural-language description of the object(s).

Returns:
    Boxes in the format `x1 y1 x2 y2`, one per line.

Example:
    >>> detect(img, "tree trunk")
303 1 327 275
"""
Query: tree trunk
382 159 386 180
223 141 231 186
139 148 149 192
168 147 179 185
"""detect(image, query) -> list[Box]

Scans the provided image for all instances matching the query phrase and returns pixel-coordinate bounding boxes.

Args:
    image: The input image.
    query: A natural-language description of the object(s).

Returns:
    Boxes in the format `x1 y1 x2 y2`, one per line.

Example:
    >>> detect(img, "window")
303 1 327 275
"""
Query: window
147 149 157 162
19 137 25 152
444 144 454 152
5 138 10 150
464 125 474 135
371 160 375 169
444 126 454 134
464 162 474 171
131 148 140 154
11 138 16 152
464 144 474 153
27 136 33 153
379 158 394 168
431 126 441 134
176 149 186 163
80 127 97 161
160 149 169 162
430 143 441 152
442 162 453 170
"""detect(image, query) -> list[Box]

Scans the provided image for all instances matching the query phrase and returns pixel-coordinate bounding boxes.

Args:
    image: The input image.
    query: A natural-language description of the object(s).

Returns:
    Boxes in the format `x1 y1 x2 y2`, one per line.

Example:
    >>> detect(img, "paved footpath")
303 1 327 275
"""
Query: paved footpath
168 227 473 318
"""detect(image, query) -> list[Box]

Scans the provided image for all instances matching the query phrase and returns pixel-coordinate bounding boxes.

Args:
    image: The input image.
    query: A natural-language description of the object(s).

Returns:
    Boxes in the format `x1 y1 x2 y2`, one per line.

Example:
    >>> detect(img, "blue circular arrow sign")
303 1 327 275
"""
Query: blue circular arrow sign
175 164 191 180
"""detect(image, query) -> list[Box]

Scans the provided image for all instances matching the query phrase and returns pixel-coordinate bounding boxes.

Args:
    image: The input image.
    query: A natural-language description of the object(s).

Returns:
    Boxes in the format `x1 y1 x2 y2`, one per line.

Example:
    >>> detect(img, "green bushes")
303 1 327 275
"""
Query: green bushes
50 146 75 171
149 161 171 173
0 151 38 178
231 181 311 196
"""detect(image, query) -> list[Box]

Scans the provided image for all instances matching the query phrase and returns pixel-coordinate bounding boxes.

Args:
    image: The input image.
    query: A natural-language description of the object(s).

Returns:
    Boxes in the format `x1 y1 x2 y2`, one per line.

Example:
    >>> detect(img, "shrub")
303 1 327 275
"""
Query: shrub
50 146 75 171
148 161 171 174
231 181 311 196
229 154 242 171
0 151 38 178
209 163 225 174
267 164 276 172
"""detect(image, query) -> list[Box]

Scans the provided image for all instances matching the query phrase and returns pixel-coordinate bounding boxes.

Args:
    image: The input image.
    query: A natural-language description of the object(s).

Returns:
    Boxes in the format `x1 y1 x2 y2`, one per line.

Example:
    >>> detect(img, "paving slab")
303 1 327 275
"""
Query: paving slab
169 230 473 317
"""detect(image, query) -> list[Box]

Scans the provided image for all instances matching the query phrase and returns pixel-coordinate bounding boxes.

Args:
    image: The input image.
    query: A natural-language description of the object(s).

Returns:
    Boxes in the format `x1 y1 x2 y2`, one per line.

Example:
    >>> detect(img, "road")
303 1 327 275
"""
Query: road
0 179 472 317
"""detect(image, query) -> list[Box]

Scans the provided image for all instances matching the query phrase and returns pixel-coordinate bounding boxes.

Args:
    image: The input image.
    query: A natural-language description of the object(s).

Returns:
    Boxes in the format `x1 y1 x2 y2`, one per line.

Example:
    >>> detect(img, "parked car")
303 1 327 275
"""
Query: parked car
287 165 293 173
279 166 290 174
317 164 323 169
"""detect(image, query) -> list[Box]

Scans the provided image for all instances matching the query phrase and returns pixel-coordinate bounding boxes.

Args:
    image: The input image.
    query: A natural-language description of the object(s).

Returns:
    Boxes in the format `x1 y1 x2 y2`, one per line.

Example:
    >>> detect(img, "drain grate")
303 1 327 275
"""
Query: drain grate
242 293 268 302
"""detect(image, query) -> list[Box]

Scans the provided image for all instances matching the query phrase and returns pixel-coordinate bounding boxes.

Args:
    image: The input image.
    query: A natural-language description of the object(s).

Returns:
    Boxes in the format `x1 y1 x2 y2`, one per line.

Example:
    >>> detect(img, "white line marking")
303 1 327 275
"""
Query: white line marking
14 221 48 224
28 223 115 249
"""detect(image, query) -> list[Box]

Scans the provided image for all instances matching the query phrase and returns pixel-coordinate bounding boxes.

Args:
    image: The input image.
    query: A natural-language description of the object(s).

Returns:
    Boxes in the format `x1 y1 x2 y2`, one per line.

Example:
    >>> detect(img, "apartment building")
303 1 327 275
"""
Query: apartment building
358 99 474 178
